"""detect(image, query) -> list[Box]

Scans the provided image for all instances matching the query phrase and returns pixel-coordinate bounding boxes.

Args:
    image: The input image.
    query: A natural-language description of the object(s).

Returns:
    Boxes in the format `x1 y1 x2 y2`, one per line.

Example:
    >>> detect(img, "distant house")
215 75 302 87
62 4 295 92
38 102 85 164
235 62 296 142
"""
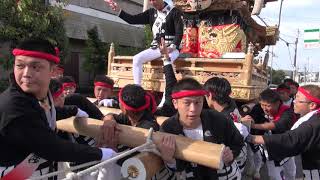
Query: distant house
50 0 145 89
282 70 293 79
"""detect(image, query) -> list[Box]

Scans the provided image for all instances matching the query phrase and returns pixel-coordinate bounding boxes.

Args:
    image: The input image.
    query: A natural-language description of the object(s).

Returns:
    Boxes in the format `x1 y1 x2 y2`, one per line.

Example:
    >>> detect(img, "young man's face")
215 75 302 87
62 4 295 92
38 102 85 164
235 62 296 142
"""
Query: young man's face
53 93 65 108
149 0 164 10
173 96 203 128
294 91 312 116
14 56 53 99
289 85 298 96
259 100 280 116
278 91 290 102
64 86 76 96
94 86 112 101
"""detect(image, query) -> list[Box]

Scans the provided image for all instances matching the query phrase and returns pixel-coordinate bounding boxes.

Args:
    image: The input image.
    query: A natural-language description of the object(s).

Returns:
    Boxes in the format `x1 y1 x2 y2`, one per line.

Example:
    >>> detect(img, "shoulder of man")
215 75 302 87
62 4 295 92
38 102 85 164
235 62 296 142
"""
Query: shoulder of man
160 114 180 133
308 112 320 125
280 107 295 119
0 86 37 113
0 87 40 131
202 109 228 124
139 119 160 131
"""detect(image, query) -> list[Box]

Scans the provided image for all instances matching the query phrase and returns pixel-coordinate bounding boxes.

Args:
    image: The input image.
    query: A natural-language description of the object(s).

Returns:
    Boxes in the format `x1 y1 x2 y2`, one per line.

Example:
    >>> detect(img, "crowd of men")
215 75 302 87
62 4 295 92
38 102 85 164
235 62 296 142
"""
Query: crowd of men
0 0 319 179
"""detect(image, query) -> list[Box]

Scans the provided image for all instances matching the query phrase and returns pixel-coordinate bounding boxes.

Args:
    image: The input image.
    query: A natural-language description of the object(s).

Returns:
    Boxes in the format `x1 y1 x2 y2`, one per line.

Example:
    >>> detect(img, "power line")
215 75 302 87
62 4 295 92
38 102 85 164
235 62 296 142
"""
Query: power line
255 15 269 27
286 44 294 68
278 0 284 28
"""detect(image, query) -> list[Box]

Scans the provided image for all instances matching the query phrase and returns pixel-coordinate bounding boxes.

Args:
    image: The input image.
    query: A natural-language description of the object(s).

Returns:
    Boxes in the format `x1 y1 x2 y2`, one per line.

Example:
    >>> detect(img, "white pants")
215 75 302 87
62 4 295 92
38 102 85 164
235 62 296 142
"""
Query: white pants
267 157 296 180
283 157 296 180
253 150 263 176
133 48 179 85
266 160 283 180
303 169 320 180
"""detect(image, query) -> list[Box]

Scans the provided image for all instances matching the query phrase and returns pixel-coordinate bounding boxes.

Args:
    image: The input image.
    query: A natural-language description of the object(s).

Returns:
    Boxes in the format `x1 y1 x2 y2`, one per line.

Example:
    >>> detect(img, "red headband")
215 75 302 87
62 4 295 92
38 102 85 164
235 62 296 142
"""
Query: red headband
298 87 320 104
52 86 64 99
12 48 60 64
63 82 76 89
118 88 156 113
286 82 295 86
277 88 290 94
171 90 208 99
94 81 113 89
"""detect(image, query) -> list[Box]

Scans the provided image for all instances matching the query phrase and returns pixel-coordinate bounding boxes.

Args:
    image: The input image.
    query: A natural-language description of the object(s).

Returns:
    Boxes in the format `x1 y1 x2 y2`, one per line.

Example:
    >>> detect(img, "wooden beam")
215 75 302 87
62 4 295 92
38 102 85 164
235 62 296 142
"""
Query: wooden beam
56 117 224 170
121 152 164 179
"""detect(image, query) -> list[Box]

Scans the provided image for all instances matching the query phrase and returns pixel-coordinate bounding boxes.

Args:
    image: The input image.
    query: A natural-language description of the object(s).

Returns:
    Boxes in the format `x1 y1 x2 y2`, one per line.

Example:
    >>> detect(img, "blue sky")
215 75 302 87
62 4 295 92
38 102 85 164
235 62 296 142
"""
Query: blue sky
253 0 320 72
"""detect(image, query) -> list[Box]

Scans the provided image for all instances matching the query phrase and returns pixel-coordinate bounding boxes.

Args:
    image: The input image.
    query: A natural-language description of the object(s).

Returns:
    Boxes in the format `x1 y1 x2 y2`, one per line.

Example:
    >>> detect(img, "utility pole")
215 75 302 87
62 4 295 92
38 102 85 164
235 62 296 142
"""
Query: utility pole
270 47 274 84
293 29 300 82
304 65 307 84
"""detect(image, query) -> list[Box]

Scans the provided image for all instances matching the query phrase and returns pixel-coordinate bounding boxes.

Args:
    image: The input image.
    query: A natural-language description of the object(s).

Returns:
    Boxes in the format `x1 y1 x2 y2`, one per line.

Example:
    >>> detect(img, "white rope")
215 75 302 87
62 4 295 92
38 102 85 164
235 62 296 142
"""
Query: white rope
28 160 100 180
65 128 155 179
29 128 155 180
64 141 153 179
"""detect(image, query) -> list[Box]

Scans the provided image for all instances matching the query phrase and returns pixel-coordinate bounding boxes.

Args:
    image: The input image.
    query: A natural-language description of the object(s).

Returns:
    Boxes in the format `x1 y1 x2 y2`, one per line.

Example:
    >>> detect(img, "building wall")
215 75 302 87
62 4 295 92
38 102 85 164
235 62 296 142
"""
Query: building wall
50 0 146 89
62 0 145 48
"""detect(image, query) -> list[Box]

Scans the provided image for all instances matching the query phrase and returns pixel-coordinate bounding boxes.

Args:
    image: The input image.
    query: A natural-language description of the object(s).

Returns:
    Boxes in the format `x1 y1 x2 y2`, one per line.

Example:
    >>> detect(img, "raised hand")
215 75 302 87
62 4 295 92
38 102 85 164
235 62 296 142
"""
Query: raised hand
104 0 120 12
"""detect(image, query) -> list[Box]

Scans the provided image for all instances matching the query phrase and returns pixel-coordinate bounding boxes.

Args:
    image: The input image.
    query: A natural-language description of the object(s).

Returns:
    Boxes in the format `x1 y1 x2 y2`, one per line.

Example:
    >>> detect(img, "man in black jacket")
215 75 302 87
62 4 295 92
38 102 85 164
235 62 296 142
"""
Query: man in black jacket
157 77 244 180
0 39 118 178
204 77 248 175
247 85 320 180
248 89 296 180
104 0 183 85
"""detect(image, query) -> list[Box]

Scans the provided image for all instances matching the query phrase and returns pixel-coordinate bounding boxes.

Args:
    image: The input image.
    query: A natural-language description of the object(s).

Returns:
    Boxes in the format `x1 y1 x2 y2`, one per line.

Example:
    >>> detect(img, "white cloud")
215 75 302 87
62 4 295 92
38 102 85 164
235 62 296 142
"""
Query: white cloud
283 0 316 7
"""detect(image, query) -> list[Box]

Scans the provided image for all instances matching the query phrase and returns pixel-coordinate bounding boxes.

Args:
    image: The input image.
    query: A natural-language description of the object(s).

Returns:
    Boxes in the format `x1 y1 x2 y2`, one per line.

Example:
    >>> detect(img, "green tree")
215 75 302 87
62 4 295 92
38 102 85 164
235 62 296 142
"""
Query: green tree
272 69 286 85
0 0 69 70
144 25 153 49
83 26 108 79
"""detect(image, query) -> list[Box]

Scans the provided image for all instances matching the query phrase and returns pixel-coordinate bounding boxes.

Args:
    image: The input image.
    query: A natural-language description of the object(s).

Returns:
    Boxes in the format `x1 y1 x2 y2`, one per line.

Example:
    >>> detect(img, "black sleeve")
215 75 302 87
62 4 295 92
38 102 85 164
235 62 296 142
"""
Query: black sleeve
64 94 104 120
139 120 160 131
263 121 316 161
249 104 267 124
4 110 102 163
223 117 245 158
249 104 267 135
172 9 184 48
155 64 177 117
119 9 151 25
273 109 295 133
55 105 78 120
112 113 129 125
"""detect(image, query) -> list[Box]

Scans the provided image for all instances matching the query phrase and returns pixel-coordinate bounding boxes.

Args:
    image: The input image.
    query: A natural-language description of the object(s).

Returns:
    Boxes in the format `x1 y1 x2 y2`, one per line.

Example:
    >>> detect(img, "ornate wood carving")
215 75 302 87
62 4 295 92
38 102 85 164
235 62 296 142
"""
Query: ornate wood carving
107 44 268 101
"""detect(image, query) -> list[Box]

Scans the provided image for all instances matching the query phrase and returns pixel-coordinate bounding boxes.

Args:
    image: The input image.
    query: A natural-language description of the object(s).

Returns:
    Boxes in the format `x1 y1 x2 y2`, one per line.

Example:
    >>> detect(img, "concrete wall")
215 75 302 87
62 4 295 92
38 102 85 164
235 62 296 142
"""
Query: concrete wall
61 0 145 48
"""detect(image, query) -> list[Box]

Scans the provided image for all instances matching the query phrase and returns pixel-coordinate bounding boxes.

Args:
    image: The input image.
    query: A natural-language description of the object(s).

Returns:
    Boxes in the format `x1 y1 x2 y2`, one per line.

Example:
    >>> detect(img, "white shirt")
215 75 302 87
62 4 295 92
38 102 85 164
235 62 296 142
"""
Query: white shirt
291 109 318 130
183 124 204 140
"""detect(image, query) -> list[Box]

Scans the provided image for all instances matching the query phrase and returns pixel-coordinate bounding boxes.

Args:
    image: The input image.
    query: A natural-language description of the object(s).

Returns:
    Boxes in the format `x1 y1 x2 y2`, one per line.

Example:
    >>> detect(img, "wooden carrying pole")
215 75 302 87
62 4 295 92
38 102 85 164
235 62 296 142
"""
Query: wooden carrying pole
57 117 224 170
89 104 169 126
121 152 164 180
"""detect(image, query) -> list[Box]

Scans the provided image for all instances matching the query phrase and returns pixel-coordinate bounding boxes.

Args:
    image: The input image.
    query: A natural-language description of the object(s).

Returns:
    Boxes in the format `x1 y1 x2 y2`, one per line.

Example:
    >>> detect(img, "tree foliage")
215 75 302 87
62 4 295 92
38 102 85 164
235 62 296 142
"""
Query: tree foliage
272 69 286 85
0 0 69 69
83 26 108 78
144 25 153 49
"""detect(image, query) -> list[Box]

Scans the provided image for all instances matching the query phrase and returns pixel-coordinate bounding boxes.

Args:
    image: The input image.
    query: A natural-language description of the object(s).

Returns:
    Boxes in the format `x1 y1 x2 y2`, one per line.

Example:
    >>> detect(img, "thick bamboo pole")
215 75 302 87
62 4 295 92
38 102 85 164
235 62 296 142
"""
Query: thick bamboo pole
121 152 164 180
57 117 224 170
